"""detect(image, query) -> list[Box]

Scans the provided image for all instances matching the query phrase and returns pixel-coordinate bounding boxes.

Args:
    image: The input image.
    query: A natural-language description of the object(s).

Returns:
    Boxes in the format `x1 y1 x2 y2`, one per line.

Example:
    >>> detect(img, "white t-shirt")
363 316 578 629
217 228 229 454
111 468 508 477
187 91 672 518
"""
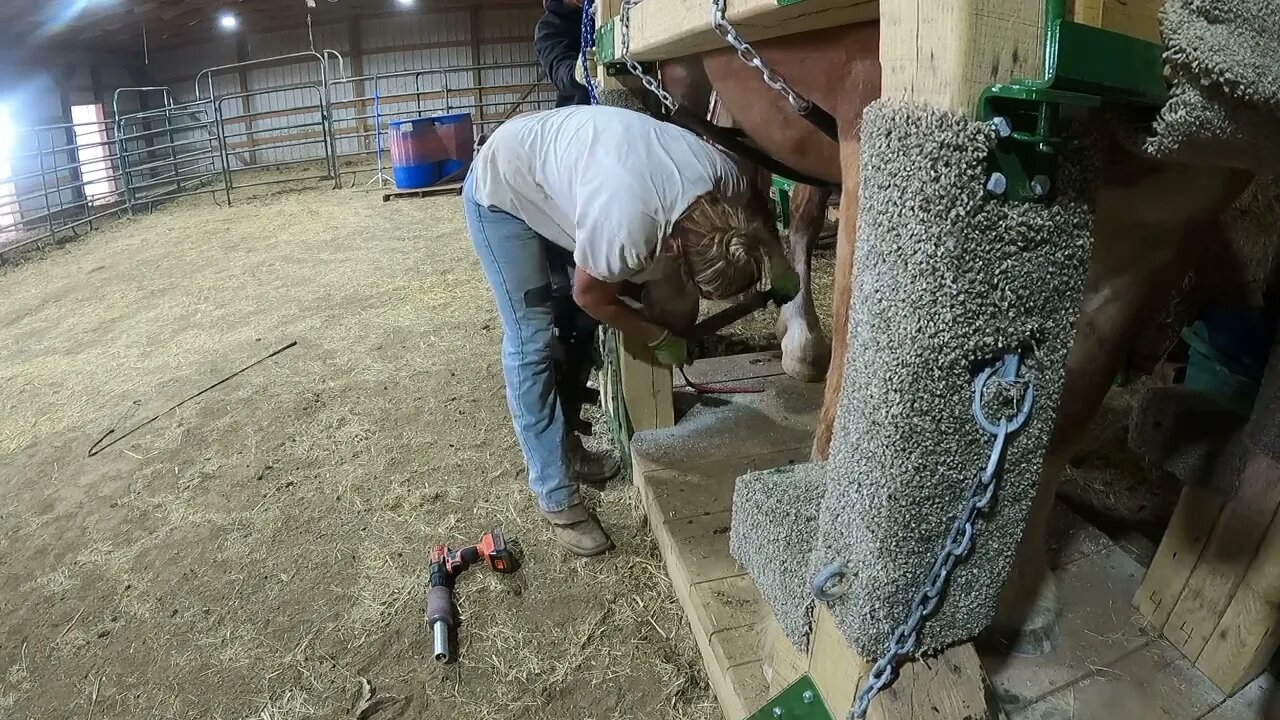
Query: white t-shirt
469 105 749 283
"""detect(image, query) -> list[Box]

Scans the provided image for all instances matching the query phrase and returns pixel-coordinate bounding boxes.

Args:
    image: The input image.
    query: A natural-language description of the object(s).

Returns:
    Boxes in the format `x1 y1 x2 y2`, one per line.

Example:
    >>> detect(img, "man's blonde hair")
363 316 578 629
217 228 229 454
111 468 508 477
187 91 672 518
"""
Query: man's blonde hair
669 192 776 300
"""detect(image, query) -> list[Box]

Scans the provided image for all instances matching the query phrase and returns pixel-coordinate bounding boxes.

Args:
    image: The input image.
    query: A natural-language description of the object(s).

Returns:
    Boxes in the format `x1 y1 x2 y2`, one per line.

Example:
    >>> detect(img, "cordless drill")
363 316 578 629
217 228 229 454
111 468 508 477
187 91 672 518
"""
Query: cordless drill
425 528 518 663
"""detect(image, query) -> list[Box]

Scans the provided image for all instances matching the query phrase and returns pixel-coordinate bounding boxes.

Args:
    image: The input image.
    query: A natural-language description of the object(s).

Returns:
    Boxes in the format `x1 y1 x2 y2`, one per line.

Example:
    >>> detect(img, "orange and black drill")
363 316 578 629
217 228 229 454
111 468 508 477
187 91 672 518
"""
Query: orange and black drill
426 528 517 663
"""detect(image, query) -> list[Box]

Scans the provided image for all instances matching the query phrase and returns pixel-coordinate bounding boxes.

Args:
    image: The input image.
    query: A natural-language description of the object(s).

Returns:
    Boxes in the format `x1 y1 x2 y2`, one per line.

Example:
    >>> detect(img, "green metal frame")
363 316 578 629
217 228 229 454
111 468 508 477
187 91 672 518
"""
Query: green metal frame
596 19 617 64
975 0 1167 201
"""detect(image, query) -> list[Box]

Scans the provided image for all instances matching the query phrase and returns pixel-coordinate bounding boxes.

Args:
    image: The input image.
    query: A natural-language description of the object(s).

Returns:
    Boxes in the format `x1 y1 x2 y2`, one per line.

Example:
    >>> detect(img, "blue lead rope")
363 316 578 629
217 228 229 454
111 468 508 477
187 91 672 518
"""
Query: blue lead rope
579 0 600 105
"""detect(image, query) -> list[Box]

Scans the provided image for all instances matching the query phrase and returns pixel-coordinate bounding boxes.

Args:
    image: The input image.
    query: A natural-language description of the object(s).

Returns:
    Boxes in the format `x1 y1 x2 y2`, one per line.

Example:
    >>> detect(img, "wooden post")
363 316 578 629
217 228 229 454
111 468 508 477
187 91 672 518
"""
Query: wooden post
234 36 258 167
347 18 369 152
806 1 1046 717
620 332 674 432
469 8 485 122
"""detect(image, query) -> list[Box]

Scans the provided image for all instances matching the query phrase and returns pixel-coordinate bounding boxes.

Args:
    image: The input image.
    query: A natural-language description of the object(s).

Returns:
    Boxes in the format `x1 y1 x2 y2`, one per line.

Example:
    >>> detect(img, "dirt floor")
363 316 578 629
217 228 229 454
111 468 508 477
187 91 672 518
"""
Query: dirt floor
0 178 723 720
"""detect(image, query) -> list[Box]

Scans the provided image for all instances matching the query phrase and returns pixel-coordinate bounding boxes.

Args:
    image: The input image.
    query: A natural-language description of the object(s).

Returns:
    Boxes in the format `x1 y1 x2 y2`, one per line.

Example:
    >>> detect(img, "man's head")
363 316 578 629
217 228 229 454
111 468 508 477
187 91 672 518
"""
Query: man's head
666 192 778 300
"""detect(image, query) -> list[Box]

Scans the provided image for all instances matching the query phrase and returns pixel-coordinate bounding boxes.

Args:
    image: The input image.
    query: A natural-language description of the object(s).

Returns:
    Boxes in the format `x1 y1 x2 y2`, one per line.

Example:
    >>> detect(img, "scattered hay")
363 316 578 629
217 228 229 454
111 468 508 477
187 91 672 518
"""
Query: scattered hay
0 177 718 720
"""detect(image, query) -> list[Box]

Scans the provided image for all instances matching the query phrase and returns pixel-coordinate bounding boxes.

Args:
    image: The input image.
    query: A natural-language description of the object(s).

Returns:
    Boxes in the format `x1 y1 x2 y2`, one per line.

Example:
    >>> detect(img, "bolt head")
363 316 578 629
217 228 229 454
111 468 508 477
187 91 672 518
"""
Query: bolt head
772 707 784 718
985 172 1008 196
802 690 816 704
1030 174 1052 197
989 116 1013 139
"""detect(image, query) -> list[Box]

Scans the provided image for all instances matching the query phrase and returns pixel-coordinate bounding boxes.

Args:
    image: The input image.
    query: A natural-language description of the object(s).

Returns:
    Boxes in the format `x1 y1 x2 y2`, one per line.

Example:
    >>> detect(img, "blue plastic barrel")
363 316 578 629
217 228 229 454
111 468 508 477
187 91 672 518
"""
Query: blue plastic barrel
433 113 475 180
387 118 440 189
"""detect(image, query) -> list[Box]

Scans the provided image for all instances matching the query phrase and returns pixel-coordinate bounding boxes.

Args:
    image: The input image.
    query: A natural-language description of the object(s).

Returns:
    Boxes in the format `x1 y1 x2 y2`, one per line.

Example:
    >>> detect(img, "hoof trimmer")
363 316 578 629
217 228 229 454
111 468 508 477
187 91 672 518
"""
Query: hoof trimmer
426 528 518 663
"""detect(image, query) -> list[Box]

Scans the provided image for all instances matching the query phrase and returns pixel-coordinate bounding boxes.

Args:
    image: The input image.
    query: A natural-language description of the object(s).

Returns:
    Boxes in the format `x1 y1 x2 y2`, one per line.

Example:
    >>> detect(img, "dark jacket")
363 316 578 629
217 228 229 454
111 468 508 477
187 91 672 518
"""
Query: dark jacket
535 0 591 107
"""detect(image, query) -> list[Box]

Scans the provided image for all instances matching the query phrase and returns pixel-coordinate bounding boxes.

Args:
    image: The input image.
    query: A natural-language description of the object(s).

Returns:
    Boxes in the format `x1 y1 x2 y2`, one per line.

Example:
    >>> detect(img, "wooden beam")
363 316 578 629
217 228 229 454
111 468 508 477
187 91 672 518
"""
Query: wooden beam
620 332 674 432
234 36 258 167
347 18 369 151
1072 0 1162 43
616 0 877 62
469 8 485 119
1197 477 1280 694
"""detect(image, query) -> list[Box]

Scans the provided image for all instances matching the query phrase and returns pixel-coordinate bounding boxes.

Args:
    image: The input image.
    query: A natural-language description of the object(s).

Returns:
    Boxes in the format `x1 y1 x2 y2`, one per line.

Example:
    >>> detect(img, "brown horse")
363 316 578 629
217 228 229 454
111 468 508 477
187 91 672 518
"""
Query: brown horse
652 21 1252 650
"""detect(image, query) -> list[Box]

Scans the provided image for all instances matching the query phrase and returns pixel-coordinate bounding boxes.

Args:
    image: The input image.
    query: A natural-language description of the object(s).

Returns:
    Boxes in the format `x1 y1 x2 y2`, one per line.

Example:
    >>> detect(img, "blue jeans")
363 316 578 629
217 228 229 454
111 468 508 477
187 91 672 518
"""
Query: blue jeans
463 174 578 512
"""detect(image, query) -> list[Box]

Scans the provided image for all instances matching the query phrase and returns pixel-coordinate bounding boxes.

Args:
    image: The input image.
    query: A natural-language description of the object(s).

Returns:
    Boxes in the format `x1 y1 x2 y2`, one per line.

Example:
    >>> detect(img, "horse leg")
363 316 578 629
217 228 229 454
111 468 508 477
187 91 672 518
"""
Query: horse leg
776 184 833 382
991 161 1253 654
812 141 859 459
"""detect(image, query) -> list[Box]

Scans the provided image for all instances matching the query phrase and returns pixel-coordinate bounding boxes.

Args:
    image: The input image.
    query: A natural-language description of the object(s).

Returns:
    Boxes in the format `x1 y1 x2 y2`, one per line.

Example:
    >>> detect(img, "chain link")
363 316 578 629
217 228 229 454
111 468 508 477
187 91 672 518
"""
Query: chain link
846 352 1034 720
619 0 677 111
709 0 813 113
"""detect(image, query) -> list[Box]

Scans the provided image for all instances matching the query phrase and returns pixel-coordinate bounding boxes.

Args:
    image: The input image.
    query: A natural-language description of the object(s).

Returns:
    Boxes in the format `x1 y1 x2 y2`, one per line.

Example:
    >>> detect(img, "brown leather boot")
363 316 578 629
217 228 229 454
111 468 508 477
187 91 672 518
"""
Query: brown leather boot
566 434 621 486
542 505 614 557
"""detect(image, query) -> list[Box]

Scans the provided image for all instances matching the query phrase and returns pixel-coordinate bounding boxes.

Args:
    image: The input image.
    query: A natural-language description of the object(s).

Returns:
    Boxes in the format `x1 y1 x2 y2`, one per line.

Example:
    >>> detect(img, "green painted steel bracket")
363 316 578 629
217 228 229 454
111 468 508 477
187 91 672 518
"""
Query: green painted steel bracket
747 675 835 720
975 0 1167 202
770 174 796 232
595 19 616 64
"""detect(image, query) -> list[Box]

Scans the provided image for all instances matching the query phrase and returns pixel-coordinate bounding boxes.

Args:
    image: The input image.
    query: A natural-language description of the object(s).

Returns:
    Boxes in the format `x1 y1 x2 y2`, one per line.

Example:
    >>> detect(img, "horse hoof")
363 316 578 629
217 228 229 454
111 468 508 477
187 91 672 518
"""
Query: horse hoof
781 327 830 383
991 574 1061 657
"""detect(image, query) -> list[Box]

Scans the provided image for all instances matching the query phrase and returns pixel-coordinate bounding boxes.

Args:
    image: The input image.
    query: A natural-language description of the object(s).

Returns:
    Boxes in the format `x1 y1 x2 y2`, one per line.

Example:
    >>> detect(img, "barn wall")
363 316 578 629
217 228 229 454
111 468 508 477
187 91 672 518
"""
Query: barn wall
145 5 553 168
1 57 146 240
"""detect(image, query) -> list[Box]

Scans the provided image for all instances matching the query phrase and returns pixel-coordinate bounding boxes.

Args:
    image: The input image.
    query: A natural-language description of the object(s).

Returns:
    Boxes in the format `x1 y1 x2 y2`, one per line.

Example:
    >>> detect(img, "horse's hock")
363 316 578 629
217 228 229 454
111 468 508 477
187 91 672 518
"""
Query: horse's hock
599 0 1280 717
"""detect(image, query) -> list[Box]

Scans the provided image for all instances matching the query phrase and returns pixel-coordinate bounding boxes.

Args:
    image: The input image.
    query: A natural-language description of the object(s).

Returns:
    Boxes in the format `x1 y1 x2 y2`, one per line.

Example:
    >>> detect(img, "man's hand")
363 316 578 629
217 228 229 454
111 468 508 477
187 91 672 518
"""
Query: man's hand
769 264 801 304
648 331 689 368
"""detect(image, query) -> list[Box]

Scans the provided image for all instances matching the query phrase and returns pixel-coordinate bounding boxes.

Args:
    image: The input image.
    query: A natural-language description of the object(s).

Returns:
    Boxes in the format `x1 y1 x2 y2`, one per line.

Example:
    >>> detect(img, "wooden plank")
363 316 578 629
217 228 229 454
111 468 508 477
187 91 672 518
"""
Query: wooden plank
620 331 674 432
621 0 878 61
1165 453 1280 661
879 0 1044 114
1012 641 1224 720
1197 479 1280 694
1073 0 1162 43
762 619 807 695
726 662 774 719
1200 671 1277 720
809 606 866 717
984 547 1150 712
870 644 999 720
1134 485 1225 631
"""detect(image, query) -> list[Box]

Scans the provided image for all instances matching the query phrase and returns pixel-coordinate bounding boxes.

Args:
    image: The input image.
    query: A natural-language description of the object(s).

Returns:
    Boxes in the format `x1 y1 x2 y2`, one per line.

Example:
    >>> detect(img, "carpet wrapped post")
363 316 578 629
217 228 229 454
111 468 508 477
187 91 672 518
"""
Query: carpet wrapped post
730 100 1097 659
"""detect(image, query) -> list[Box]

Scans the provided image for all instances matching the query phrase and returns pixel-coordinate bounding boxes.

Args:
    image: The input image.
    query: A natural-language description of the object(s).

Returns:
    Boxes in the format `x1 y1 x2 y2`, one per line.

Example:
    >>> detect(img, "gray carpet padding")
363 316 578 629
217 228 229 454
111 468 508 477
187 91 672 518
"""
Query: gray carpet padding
729 464 825 647
731 100 1095 655
1145 0 1280 174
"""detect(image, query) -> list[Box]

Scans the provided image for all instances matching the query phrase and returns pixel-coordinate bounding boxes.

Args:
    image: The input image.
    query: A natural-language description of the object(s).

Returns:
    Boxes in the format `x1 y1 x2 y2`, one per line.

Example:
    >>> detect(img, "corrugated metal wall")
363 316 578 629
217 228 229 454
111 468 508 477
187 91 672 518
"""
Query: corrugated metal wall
149 6 552 168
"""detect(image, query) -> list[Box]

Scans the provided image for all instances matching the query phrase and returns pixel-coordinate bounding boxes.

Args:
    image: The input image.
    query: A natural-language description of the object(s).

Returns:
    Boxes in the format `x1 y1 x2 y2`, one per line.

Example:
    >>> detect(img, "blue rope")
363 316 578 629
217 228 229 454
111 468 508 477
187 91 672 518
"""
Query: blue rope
579 0 600 105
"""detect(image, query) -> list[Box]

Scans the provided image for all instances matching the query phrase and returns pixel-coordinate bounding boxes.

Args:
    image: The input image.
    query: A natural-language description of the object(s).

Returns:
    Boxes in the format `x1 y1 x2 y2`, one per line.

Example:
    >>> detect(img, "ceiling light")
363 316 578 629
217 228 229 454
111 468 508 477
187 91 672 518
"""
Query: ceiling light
218 12 238 29
396 0 415 7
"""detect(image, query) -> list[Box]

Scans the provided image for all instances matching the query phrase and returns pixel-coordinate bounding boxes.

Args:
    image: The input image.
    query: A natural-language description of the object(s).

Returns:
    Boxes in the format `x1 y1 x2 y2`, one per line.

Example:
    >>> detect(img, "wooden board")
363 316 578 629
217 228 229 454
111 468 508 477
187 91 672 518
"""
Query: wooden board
380 182 464 201
1198 484 1280 694
621 330 675 432
1165 454 1280 661
1011 641 1225 720
603 0 878 62
1135 486 1226 630
1072 0 1162 43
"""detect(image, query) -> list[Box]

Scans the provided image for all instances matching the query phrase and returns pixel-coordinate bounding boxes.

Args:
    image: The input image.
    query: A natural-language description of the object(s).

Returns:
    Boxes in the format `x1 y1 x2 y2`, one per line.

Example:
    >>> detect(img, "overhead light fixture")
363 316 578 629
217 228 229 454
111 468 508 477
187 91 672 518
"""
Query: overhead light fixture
396 0 415 7
218 12 238 30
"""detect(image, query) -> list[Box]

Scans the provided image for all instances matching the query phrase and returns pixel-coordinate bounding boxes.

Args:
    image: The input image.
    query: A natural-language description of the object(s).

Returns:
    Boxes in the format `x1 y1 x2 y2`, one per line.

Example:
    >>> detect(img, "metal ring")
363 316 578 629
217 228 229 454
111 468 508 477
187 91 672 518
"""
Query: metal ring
972 354 1035 435
811 563 849 601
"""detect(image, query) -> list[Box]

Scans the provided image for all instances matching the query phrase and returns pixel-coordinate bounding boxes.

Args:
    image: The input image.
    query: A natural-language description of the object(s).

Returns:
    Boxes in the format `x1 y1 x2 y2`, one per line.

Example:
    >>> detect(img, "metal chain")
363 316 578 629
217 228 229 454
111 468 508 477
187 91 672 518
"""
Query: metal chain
619 0 678 111
839 352 1035 720
709 0 813 114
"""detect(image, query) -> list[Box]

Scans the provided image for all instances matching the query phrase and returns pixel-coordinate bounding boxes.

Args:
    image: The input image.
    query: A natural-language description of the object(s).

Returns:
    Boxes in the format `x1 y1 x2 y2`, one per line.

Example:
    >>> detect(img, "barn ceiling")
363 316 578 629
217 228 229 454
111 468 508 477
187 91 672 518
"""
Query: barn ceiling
0 0 517 57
